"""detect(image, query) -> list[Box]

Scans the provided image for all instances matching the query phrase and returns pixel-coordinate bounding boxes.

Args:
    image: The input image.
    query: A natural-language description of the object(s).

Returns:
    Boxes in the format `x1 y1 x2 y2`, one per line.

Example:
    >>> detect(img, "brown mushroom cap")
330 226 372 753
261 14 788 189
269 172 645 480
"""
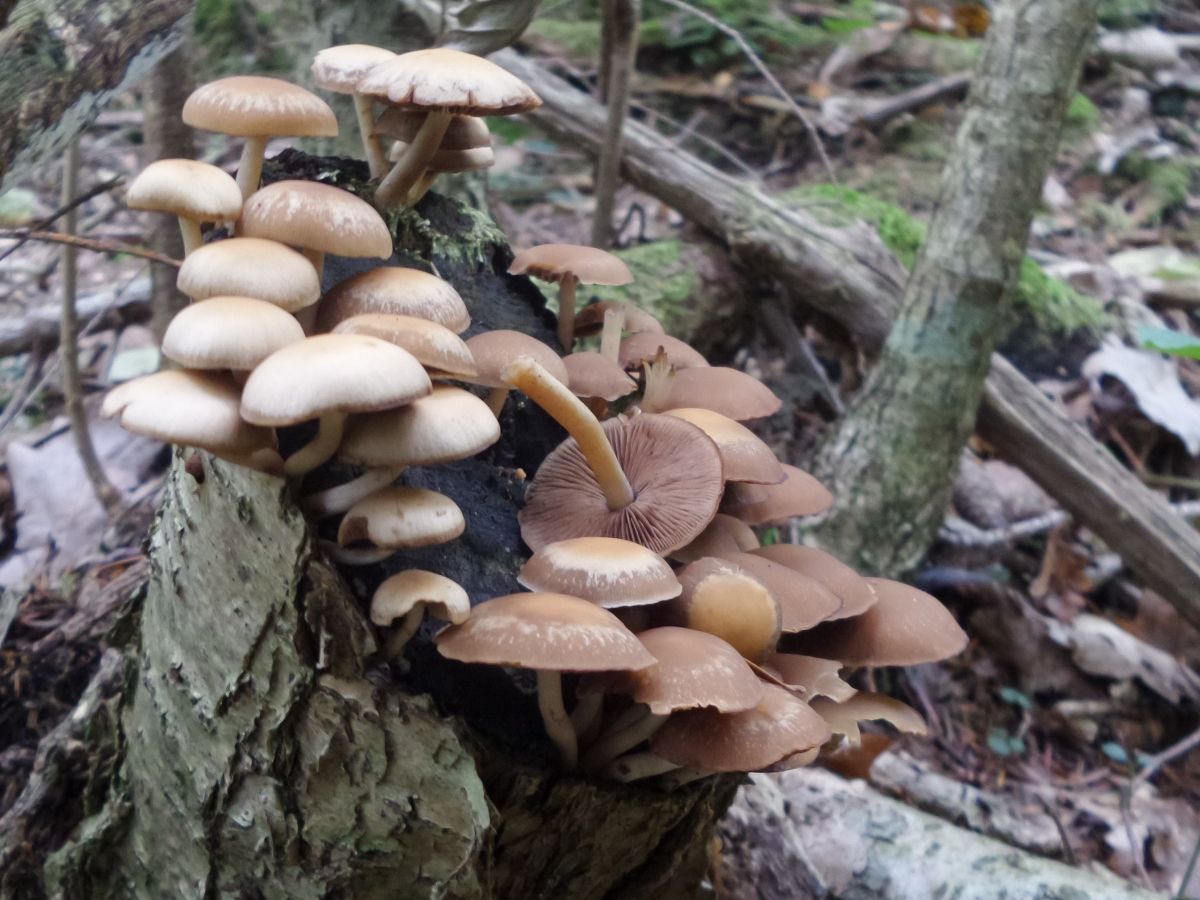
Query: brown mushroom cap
519 413 724 555
435 592 654 672
332 314 477 378
649 366 781 421
664 408 785 484
667 557 781 662
387 142 494 173
311 44 398 94
318 267 470 333
562 352 637 402
338 486 464 549
811 692 928 746
125 159 243 223
670 513 759 563
339 385 500 467
238 180 393 260
359 48 541 116
176 238 321 312
650 683 831 772
574 301 664 337
509 244 633 286
464 330 569 389
764 652 856 702
161 296 305 371
750 544 876 620
374 110 491 149
370 569 470 626
723 551 842 633
721 464 833 523
183 76 338 137
619 333 709 371
517 537 681 608
785 578 968 667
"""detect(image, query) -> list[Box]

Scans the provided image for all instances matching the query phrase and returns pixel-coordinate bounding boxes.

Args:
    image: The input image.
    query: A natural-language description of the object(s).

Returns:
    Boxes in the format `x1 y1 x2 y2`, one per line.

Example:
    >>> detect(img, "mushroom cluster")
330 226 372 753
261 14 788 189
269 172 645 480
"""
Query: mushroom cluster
112 42 968 786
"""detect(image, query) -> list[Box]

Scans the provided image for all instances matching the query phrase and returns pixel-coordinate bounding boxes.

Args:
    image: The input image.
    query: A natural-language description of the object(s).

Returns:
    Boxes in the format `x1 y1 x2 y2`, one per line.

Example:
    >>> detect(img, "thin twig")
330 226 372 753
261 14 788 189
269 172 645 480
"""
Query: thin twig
940 500 1200 548
655 0 837 181
1131 722 1200 792
0 230 180 268
0 176 123 265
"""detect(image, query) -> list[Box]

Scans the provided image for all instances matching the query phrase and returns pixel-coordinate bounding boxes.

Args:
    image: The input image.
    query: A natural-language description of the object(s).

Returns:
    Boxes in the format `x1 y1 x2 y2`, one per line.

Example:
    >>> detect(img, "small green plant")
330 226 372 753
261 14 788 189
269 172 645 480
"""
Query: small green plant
1138 324 1200 360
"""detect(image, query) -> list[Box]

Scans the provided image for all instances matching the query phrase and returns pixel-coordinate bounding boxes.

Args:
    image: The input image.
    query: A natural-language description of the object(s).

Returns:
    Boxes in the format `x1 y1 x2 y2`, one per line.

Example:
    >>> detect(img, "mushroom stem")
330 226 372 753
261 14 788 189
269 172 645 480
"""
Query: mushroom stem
303 466 405 517
406 171 439 206
177 217 203 256
600 751 680 783
571 692 605 745
556 277 578 351
658 766 714 789
283 412 346 477
236 135 270 199
599 306 625 363
354 94 388 179
301 249 326 283
485 387 510 419
581 707 667 772
318 539 392 565
639 352 673 413
384 606 425 659
502 357 635 510
376 110 452 207
537 669 579 769
223 447 285 475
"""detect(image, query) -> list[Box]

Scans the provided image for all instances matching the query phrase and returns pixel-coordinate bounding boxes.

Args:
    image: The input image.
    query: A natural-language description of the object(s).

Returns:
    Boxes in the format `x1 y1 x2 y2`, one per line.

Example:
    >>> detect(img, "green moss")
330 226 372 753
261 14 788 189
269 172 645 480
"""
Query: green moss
1064 93 1100 140
1097 0 1158 27
1149 159 1194 211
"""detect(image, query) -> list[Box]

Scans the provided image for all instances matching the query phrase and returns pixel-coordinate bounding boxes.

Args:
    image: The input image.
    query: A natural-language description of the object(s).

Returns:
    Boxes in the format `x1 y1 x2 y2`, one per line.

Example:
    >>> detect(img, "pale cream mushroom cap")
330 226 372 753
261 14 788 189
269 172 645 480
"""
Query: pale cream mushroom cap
387 142 494 173
667 557 781 662
176 238 321 312
318 267 470 333
311 44 398 93
670 513 759 564
375 110 492 149
724 551 842 633
371 569 470 626
126 159 243 222
340 386 500 467
333 314 477 377
238 180 393 260
162 297 305 370
183 75 338 137
811 692 928 746
574 301 664 337
562 352 636 402
509 244 633 286
664 408 784 484
338 486 464 549
464 330 569 389
619 333 709 371
518 537 681 608
764 653 856 703
359 48 541 116
652 366 782 421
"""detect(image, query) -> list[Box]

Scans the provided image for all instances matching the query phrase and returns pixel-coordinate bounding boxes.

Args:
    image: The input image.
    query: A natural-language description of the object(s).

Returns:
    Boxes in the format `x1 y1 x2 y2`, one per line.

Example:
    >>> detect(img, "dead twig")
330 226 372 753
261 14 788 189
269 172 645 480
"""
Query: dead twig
0 175 123 266
0 229 180 268
1131 722 1200 791
857 72 973 128
939 500 1200 548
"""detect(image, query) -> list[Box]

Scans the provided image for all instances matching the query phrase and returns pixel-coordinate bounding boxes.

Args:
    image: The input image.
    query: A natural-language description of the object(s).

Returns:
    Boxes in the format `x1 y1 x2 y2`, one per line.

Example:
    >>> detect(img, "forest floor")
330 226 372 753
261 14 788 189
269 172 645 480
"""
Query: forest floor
2 1 1200 896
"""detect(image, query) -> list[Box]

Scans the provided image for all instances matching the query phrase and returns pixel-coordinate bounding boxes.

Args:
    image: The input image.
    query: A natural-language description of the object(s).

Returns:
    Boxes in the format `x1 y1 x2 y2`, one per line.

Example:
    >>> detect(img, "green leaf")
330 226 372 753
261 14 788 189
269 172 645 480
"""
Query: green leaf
1101 741 1129 764
1137 325 1200 360
998 686 1033 710
986 726 1024 757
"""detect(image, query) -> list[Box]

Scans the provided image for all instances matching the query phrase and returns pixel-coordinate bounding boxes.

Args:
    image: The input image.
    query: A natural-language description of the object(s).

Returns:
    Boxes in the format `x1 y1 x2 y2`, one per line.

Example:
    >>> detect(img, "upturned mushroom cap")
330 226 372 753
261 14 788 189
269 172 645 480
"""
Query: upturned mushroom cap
667 557 781 662
723 552 842 633
435 592 654 672
332 314 477 377
519 413 724 555
317 267 470 333
509 244 633 286
765 653 856 702
785 578 968 667
238 180 393 260
619 333 709 371
574 301 664 337
340 386 500 467
183 76 338 137
338 486 464 549
562 352 637 402
670 513 759 563
176 238 321 311
517 537 681 608
650 683 831 772
664 408 784 484
721 464 833 523
387 142 494 173
311 44 398 93
648 366 782 420
162 297 305 370
359 48 541 115
464 330 569 389
370 569 470 626
751 544 876 619
240 333 431 426
126 159 243 223
375 110 492 149
811 692 928 746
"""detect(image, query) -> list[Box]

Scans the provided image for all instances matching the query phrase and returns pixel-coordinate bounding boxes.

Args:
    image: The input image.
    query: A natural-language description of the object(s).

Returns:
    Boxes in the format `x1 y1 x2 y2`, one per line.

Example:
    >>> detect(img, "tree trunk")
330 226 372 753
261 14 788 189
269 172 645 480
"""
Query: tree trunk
809 0 1095 574
591 0 640 249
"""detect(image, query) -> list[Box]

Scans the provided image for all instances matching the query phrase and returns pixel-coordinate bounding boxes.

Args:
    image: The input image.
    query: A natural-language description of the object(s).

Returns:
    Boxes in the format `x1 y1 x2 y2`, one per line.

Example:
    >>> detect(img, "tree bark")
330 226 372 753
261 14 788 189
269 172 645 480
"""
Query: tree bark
811 0 1098 575
591 0 640 249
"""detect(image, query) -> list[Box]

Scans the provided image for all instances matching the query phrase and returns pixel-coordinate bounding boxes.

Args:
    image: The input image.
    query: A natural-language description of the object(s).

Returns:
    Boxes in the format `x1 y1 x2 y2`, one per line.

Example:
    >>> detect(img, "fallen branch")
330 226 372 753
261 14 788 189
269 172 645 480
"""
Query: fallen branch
0 229 180 267
940 500 1200 548
857 71 972 128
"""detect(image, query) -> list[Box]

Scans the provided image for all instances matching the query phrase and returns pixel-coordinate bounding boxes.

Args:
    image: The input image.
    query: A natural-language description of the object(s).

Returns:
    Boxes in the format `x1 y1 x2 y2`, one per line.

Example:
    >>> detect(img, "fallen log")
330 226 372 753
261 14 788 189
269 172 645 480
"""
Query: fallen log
0 278 151 358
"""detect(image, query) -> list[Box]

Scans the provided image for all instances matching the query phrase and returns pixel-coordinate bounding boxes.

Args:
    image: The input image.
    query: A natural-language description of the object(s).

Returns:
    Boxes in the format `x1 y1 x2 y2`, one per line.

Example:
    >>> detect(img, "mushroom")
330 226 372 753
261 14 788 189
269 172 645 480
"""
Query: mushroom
664 557 781 663
182 75 338 198
464 331 569 417
722 551 842 633
670 513 759 564
370 569 469 659
161 297 305 372
359 48 541 207
310 44 398 178
385 138 495 204
125 159 242 256
664 408 785 485
721 464 834 524
317 266 470 333
764 653 856 703
574 300 664 339
618 333 709 371
176 237 321 312
377 111 494 204
335 485 465 564
435 591 654 768
599 307 625 363
810 692 928 747
518 536 681 608
750 544 876 619
240 333 431 477
640 354 782 420
508 243 633 351
562 352 637 410
332 314 477 378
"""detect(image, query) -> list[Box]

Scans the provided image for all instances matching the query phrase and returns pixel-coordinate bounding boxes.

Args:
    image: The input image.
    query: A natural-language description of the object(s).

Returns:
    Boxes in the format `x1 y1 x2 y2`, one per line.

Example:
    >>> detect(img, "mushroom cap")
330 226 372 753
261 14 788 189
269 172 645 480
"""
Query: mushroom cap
370 569 470 626
176 238 321 312
388 142 495 173
670 513 759 563
519 413 724 556
650 683 831 772
359 48 541 115
182 76 338 137
562 352 636 402
574 300 664 337
374 110 491 149
785 578 968 667
340 385 500 467
464 330 568 389
751 545 876 620
619 333 708 371
238 180 392 259
311 44 398 94
332 314 477 377
668 557 781 662
723 552 842 633
811 692 927 746
435 592 655 672
103 370 276 458
761 747 821 773
721 464 833 524
764 652 856 702
509 243 633 286
338 486 464 549
240 333 431 426
161 296 305 370
318 266 470 333
664 408 784 485
653 366 781 421
517 536 681 608
126 159 243 222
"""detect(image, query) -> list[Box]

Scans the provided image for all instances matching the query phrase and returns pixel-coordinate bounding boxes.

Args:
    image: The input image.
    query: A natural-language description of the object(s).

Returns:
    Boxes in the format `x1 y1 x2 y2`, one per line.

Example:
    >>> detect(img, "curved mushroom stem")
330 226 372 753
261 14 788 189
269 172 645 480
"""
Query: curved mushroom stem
485 387 510 419
236 135 270 199
502 357 635 510
581 707 666 772
303 466 405 517
537 669 578 769
221 446 285 476
599 306 625 363
405 171 439 206
639 351 673 413
600 751 680 783
283 412 346 477
556 277 578 351
384 606 425 659
318 539 392 566
301 249 326 283
604 702 652 737
571 692 605 746
353 94 388 179
658 766 714 789
376 110 452 208
177 217 203 256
